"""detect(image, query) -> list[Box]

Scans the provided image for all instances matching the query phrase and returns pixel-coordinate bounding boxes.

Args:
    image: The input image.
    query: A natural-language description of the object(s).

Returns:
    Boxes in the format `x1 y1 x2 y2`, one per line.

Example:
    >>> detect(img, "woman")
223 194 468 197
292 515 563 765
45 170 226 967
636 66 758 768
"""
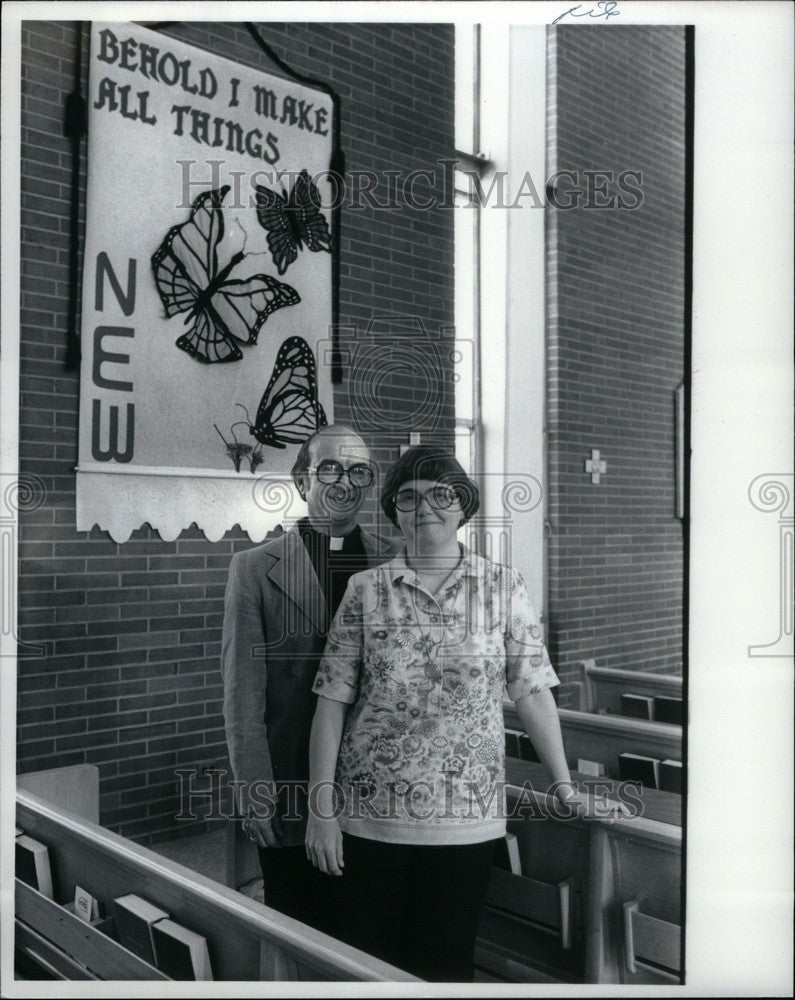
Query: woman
305 446 587 981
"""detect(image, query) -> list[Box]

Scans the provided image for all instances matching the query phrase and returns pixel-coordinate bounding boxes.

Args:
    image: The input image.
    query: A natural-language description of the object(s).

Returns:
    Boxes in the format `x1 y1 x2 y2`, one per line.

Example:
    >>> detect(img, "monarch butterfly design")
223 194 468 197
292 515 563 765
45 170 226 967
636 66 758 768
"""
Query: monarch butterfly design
255 170 332 276
152 185 300 363
234 336 328 449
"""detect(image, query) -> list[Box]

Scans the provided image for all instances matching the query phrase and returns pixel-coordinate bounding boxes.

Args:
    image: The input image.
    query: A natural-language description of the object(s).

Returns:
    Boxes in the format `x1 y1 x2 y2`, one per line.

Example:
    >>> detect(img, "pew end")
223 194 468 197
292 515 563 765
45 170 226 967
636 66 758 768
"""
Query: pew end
17 764 100 824
577 660 683 719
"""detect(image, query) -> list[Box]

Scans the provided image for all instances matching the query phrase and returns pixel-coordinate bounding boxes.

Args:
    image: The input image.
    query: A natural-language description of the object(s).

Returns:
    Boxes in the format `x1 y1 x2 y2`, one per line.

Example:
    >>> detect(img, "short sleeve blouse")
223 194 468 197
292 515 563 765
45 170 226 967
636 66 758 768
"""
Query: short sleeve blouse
312 547 559 845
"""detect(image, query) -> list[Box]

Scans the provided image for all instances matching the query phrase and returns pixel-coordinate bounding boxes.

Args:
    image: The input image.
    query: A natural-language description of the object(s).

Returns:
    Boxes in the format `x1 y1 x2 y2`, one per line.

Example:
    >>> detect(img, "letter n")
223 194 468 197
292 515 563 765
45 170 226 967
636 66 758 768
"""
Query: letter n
95 252 136 316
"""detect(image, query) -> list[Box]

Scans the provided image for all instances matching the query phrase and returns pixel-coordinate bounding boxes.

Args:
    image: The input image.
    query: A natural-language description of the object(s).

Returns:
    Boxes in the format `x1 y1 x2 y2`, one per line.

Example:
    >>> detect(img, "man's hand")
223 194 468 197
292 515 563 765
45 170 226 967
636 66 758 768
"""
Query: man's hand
243 814 283 848
305 815 344 876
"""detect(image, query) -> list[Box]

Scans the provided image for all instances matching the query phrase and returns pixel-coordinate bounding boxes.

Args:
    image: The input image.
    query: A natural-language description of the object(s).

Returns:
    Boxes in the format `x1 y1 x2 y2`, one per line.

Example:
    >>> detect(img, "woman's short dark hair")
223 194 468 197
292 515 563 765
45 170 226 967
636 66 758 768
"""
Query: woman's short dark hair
380 445 480 528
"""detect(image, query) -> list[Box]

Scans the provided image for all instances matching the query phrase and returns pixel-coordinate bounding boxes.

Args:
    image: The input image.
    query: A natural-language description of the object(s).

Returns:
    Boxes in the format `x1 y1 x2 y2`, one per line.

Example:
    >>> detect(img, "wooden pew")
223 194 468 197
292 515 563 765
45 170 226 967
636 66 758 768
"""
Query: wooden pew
504 701 682 781
575 659 683 717
475 763 682 985
591 821 682 984
475 782 591 983
16 768 681 985
15 789 417 982
504 759 681 828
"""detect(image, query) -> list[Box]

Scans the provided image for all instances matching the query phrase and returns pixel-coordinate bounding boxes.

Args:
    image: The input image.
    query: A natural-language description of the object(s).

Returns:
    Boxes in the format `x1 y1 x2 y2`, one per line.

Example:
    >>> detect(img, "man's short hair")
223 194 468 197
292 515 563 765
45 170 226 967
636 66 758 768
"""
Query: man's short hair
290 426 367 501
291 436 316 501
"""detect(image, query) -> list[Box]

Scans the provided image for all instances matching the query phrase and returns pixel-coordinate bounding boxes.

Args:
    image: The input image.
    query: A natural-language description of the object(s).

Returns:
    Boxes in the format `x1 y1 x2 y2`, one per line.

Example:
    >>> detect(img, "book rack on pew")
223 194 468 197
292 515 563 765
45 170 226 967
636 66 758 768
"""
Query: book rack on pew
15 789 417 982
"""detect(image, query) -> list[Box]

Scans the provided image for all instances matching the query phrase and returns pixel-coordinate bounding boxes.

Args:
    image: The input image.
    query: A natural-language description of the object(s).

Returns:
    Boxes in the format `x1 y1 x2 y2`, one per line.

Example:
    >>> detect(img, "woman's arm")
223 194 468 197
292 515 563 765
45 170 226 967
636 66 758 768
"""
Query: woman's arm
504 568 599 817
514 688 573 789
514 689 616 820
305 696 348 876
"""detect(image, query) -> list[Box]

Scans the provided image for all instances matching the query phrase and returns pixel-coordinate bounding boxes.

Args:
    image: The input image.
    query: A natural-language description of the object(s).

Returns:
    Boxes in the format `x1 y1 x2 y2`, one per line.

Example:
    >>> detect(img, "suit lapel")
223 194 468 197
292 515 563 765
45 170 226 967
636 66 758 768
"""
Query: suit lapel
360 526 396 565
266 525 397 633
266 526 328 635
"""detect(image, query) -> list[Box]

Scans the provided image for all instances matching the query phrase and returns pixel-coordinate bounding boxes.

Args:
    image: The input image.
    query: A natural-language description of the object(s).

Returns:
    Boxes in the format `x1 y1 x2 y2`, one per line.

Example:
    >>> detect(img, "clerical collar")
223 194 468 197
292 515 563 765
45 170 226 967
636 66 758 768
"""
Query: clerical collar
298 517 360 551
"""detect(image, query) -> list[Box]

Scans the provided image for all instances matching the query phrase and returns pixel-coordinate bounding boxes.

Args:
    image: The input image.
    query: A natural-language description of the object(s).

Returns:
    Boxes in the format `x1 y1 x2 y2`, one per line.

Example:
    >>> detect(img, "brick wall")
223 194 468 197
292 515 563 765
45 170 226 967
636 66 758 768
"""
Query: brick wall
17 20 455 843
546 26 686 700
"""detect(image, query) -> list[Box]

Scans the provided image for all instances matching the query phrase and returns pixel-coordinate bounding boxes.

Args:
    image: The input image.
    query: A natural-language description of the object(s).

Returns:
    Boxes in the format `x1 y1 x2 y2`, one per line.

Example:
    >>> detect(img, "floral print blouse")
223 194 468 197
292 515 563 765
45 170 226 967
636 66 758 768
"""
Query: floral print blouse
312 547 559 845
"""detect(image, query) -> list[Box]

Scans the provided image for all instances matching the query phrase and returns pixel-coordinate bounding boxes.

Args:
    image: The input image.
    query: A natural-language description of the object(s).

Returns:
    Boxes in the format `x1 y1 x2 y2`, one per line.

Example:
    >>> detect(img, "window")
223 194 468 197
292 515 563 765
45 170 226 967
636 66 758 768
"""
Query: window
454 25 486 501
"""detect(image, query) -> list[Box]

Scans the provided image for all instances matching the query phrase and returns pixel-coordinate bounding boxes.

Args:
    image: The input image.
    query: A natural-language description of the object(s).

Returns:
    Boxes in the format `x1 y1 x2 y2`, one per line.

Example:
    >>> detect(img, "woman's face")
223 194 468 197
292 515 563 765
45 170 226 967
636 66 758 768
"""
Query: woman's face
395 478 463 550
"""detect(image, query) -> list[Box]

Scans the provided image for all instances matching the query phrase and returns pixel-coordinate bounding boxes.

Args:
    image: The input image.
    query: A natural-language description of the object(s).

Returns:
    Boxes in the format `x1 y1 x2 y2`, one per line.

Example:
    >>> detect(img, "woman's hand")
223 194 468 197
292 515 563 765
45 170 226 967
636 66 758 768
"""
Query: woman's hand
554 782 621 823
305 815 344 876
306 697 349 875
554 783 590 819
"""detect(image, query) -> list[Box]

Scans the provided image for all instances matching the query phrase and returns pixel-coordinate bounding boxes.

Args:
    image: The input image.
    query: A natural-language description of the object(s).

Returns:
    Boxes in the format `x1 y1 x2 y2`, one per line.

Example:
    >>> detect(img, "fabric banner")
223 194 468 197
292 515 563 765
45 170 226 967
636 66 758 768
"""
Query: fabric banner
77 22 335 541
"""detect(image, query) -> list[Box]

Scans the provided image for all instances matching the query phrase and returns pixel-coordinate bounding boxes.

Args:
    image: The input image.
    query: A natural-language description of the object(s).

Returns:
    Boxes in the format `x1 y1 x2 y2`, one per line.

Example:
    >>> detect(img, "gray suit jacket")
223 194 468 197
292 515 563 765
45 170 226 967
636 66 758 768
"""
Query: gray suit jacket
221 523 399 845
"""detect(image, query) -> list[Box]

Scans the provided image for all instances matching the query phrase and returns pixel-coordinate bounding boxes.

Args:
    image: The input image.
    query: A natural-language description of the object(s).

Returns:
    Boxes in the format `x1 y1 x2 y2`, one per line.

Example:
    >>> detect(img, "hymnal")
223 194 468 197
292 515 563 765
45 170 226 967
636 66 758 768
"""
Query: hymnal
15 835 53 899
621 694 654 720
152 919 213 981
654 696 683 725
493 832 522 875
659 759 683 794
113 894 169 965
618 752 660 789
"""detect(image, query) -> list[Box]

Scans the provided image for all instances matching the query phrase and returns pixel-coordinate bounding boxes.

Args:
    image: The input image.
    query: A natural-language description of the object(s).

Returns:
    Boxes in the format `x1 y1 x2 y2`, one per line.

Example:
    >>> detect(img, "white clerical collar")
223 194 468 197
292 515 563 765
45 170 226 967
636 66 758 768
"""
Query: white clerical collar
329 536 345 551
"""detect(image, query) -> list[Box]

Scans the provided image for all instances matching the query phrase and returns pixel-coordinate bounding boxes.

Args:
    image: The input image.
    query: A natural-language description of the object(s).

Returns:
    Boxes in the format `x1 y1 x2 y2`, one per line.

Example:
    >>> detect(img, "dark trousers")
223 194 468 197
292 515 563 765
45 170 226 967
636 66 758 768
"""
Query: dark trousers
335 833 498 982
258 845 334 935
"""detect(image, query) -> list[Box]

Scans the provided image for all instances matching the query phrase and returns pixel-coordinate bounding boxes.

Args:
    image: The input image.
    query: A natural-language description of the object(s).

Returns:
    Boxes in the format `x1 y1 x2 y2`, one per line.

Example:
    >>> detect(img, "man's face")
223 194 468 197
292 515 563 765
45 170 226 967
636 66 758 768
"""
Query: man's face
303 432 372 530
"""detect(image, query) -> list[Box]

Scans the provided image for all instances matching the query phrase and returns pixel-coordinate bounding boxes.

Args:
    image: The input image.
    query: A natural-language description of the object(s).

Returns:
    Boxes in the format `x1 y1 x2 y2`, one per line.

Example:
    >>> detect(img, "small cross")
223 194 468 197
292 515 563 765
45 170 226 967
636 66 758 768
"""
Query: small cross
585 449 607 484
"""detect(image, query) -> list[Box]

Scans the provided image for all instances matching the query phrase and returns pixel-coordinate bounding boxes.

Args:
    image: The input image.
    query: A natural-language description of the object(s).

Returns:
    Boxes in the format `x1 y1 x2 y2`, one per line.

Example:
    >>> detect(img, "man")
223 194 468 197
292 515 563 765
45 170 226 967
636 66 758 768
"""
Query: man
221 425 398 932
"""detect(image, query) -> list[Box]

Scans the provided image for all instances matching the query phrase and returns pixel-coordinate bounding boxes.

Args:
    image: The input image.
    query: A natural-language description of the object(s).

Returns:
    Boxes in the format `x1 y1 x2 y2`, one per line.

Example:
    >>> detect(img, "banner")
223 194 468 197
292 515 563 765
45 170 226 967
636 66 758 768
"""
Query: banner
77 22 335 541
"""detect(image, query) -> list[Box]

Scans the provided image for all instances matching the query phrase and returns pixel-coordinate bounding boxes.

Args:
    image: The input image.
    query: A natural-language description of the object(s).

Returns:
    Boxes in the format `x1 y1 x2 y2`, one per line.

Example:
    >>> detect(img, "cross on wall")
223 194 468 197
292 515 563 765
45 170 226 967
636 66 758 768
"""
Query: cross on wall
584 449 607 484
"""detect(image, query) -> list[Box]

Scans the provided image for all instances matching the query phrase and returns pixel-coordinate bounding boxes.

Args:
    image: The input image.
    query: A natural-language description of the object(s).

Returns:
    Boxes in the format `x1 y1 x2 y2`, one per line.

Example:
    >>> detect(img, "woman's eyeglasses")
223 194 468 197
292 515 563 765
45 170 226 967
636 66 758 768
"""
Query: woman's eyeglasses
311 460 374 488
394 486 461 512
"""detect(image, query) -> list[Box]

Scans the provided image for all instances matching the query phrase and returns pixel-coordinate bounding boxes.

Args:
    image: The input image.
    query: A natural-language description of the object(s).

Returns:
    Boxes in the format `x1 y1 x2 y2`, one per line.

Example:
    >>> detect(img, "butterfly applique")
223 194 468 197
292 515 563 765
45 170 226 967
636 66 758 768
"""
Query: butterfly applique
152 185 300 363
233 336 328 449
255 170 332 276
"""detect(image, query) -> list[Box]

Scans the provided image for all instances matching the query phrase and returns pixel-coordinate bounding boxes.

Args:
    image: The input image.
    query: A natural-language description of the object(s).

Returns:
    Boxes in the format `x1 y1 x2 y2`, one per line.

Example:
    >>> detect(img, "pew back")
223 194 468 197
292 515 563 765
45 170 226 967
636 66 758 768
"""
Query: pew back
577 660 683 716
504 701 682 780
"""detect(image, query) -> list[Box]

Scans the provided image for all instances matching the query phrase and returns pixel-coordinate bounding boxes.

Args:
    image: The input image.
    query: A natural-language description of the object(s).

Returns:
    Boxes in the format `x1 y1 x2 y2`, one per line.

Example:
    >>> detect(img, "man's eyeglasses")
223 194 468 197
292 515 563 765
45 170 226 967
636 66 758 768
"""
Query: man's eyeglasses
310 460 374 488
394 485 461 512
